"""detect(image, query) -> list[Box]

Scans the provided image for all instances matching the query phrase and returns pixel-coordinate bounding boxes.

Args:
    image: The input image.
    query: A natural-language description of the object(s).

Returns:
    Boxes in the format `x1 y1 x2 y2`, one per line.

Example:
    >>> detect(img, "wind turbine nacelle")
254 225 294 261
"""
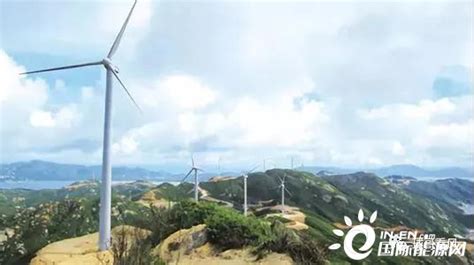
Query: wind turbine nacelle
102 58 119 73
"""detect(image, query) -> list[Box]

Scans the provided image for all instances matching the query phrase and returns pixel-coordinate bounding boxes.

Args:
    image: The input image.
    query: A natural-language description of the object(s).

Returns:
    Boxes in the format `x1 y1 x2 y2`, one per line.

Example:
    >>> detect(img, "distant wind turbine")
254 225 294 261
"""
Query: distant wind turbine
264 158 277 170
20 0 140 251
278 174 292 208
241 164 259 216
181 157 204 202
263 158 275 171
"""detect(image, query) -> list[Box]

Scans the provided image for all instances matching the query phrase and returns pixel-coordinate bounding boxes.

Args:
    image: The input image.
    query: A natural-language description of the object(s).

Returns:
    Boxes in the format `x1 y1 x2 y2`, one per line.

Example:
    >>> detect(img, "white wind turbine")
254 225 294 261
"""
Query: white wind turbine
241 165 259 216
181 157 204 202
263 158 277 171
20 0 140 250
277 174 292 208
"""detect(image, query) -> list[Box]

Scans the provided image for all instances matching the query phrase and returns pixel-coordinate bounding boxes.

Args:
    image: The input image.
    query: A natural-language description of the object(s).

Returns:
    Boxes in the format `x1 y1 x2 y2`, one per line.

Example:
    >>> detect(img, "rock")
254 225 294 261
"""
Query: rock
30 225 150 265
334 195 348 204
177 247 293 265
137 189 171 208
322 195 332 203
266 207 309 231
153 224 208 262
30 233 113 265
208 176 235 182
153 224 294 264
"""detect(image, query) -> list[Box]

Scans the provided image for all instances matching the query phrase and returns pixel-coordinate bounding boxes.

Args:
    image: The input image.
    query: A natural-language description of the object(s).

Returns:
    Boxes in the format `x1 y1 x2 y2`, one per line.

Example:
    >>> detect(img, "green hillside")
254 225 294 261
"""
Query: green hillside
199 169 467 235
0 170 472 264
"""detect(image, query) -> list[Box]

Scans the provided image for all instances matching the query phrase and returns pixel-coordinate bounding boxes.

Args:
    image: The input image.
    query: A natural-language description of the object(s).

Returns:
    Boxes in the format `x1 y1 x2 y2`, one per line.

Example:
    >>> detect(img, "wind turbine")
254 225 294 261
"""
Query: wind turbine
181 157 203 202
263 158 277 170
241 165 259 216
277 174 292 209
20 0 141 251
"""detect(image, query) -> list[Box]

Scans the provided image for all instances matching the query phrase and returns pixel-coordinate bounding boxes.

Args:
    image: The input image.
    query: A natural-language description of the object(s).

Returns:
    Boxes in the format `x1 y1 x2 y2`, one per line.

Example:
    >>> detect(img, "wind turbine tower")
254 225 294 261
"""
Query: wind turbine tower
242 165 259 216
278 174 292 208
20 0 141 250
181 157 203 202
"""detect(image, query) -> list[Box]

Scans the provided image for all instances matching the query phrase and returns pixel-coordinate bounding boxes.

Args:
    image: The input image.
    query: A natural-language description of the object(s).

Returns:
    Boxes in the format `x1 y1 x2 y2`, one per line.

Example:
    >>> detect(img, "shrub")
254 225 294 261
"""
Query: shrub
131 200 220 245
205 207 271 249
0 199 99 265
111 226 165 265
255 221 327 265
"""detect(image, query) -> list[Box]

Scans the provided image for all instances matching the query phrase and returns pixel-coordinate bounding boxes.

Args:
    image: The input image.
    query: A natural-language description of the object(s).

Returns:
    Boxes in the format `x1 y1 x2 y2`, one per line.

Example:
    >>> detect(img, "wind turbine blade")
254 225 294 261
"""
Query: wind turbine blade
278 176 283 183
191 156 195 168
107 0 138 58
285 187 293 197
248 165 259 173
181 169 194 183
195 167 205 172
19 61 102 75
111 70 142 113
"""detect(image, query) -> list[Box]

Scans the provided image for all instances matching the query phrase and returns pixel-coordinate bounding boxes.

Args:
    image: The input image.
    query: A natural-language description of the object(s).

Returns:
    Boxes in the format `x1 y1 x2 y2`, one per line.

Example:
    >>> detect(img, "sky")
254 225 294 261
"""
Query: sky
0 0 472 172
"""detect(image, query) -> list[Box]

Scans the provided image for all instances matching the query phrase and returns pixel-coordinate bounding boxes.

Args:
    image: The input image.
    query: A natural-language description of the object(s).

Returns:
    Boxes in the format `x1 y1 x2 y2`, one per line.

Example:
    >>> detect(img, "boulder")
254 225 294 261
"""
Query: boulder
153 224 208 262
153 224 294 264
30 225 150 265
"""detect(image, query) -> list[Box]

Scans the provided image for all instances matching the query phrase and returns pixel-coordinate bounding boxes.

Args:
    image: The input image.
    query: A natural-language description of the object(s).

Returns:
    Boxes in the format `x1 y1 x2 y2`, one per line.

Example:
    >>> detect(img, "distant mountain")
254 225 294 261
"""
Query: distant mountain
300 164 473 180
298 166 355 175
403 178 474 206
371 164 473 179
0 160 172 181
384 175 417 185
2 160 472 182
0 160 242 182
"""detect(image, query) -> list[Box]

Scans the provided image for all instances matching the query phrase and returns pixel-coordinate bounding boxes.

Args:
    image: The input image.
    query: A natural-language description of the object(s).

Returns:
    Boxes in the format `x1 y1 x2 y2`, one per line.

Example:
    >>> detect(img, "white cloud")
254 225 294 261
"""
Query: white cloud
0 51 100 162
1 0 472 169
159 75 216 110
355 96 473 165
30 111 55 128
113 136 139 155
29 106 80 128
0 51 48 108
391 142 406 156
1 0 153 59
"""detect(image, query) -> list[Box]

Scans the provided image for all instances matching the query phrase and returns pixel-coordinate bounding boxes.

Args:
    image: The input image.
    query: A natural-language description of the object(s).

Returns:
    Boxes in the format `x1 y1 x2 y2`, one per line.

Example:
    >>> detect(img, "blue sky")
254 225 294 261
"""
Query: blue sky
0 0 472 171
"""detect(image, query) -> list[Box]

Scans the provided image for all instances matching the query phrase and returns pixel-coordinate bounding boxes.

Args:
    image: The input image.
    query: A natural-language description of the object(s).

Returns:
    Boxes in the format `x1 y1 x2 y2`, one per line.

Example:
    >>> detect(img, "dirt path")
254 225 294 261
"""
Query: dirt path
198 187 234 208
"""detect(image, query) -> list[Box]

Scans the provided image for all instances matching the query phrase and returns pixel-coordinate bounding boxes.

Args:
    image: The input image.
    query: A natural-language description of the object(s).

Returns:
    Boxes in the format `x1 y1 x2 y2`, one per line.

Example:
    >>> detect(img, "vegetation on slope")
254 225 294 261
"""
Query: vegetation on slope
1 170 473 265
200 169 468 235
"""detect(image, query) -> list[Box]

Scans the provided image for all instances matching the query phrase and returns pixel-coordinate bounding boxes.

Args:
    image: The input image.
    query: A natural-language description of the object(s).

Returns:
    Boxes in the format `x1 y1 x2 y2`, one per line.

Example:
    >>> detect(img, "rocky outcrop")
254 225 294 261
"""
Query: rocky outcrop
30 233 113 265
30 225 150 265
137 189 171 208
153 224 208 262
265 206 309 231
153 224 294 265
176 246 293 265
